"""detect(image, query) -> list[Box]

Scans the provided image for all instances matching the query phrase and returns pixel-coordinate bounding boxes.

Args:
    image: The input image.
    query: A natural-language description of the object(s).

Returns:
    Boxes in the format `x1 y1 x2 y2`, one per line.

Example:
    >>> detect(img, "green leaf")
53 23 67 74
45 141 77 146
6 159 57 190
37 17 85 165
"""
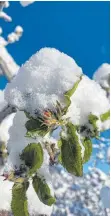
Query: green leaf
100 110 110 122
63 95 71 114
88 114 98 125
63 76 82 114
57 140 62 163
82 137 92 163
88 113 99 137
0 143 6 152
20 143 43 176
55 100 63 119
0 143 8 161
57 139 62 148
25 118 49 137
65 77 82 98
11 181 29 216
32 175 56 206
60 122 83 176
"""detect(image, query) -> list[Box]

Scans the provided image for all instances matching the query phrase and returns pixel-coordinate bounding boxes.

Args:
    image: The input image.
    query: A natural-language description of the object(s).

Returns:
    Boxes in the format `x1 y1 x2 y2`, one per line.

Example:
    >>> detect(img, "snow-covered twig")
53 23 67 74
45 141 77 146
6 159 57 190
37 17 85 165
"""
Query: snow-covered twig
0 47 19 81
0 1 11 22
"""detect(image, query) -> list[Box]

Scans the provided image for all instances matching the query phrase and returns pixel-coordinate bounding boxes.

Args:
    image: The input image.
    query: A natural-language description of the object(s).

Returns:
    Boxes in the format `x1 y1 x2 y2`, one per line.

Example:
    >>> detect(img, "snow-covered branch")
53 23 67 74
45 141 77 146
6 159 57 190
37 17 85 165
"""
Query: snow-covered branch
0 1 12 22
0 47 19 81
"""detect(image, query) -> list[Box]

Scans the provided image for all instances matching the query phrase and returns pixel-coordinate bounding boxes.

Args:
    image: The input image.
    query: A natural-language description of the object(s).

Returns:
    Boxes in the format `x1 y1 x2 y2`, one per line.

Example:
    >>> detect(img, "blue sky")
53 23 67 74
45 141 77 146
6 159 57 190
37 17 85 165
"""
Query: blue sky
0 1 110 173
0 1 110 81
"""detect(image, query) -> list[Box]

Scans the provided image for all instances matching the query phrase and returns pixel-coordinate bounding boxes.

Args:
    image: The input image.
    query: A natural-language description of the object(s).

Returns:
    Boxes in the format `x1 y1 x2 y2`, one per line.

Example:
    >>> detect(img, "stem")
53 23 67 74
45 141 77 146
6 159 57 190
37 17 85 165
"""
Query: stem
0 105 17 124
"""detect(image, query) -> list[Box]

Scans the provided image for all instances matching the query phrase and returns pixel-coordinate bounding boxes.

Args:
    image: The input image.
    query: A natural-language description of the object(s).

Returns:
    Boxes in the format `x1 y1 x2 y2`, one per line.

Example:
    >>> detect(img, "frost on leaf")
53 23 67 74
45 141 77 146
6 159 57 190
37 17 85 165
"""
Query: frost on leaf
32 175 56 206
11 181 29 216
20 143 43 176
60 122 83 176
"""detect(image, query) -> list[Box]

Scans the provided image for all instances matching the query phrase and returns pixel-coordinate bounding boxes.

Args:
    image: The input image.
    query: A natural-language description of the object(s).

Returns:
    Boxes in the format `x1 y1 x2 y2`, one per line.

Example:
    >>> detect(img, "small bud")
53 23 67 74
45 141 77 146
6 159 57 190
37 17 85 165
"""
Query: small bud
43 111 51 118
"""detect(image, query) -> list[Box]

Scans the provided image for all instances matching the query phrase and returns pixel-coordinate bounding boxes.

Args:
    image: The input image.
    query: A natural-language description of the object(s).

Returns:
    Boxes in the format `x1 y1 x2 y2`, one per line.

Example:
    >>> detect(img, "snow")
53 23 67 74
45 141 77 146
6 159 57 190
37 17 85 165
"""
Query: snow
51 166 110 216
0 46 19 80
7 26 23 44
20 1 35 7
0 11 12 22
93 63 110 91
0 110 53 214
67 75 109 126
0 113 15 146
15 26 23 34
0 106 57 178
27 182 53 216
99 119 110 131
5 48 82 115
0 176 52 215
5 48 109 132
5 111 36 171
0 1 12 22
0 47 110 215
0 176 13 211
0 90 7 113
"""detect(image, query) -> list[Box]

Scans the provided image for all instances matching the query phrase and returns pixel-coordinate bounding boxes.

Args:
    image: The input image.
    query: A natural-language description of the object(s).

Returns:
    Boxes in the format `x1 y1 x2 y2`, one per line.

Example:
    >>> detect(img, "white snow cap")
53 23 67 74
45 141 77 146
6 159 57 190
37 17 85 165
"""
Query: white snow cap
5 48 82 115
93 63 110 90
5 48 109 129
